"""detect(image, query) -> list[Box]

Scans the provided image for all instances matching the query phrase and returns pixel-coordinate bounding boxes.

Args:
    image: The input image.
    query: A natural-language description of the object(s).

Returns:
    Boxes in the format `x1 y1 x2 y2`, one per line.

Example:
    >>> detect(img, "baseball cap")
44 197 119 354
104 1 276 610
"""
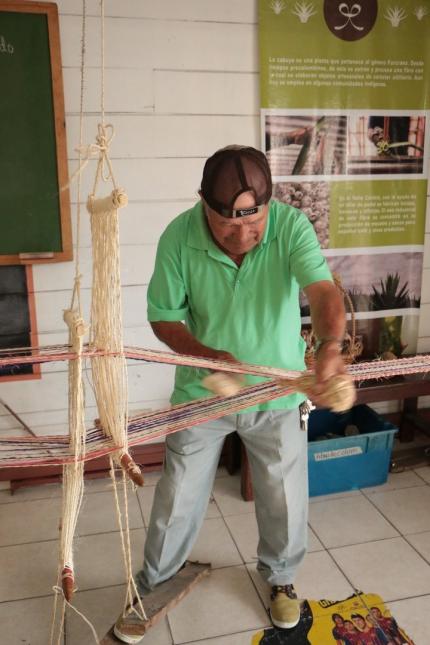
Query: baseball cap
200 145 272 218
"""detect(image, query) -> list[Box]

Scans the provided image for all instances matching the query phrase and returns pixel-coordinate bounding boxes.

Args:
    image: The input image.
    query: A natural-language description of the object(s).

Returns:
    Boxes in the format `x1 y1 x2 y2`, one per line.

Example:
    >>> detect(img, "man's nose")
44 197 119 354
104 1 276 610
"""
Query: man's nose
232 225 248 241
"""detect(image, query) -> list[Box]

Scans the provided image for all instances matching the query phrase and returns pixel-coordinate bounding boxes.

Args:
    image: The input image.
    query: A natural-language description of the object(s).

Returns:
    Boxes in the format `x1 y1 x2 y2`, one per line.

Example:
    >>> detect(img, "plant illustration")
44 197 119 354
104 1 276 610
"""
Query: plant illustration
270 0 286 15
414 5 429 20
384 6 408 26
370 273 410 310
292 1 316 23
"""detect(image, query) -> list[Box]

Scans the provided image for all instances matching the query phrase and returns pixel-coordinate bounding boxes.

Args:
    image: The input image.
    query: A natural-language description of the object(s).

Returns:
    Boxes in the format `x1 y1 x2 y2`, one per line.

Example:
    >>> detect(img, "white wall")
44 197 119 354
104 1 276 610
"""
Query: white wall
0 0 429 437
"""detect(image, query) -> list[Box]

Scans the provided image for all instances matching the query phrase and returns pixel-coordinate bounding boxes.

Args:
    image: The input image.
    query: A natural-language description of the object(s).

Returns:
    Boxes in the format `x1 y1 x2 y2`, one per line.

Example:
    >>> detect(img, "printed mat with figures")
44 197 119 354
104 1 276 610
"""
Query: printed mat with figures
252 593 414 644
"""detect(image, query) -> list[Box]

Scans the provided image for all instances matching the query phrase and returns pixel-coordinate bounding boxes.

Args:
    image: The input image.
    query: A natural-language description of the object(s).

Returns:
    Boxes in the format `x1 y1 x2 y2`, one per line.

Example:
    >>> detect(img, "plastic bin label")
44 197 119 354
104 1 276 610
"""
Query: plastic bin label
314 446 363 461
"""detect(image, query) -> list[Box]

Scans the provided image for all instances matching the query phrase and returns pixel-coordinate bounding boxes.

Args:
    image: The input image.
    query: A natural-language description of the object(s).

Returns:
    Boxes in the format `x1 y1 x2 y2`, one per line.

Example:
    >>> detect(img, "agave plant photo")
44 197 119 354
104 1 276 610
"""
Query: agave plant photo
370 272 410 311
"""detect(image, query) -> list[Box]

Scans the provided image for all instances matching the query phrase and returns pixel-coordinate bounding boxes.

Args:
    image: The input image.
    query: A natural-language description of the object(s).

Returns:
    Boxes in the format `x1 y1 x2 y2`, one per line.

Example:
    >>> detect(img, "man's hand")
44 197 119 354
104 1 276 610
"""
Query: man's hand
210 349 238 363
309 340 346 407
303 280 348 407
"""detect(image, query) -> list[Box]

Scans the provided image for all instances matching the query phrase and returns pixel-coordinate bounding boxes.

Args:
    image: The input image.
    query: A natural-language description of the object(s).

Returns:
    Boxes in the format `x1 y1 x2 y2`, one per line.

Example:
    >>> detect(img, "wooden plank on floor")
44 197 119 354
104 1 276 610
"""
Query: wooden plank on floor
100 561 211 644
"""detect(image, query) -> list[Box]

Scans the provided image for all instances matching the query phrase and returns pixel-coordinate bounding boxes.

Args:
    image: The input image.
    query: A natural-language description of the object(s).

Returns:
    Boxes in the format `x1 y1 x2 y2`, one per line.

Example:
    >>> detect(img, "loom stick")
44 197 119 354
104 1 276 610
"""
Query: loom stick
120 452 144 486
61 565 75 602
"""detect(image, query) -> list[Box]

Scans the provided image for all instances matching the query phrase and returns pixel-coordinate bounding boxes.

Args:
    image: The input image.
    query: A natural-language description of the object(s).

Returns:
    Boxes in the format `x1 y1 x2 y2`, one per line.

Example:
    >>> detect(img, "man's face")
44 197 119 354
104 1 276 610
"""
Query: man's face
204 191 269 257
352 617 365 629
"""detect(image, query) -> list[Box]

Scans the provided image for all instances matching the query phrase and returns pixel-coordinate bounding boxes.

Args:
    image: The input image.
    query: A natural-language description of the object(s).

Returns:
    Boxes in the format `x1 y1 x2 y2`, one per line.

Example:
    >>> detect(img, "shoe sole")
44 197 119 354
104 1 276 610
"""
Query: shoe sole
270 610 300 630
113 624 145 644
271 617 300 629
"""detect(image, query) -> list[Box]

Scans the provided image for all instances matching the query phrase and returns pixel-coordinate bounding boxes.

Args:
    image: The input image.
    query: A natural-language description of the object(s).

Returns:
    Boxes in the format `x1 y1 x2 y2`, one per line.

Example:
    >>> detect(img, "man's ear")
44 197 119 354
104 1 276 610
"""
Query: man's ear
200 194 209 217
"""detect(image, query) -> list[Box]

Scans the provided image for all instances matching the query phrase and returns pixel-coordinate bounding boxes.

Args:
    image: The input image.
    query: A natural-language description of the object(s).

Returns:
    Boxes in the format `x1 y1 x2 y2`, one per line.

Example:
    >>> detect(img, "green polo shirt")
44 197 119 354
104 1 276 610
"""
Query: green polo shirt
147 199 332 411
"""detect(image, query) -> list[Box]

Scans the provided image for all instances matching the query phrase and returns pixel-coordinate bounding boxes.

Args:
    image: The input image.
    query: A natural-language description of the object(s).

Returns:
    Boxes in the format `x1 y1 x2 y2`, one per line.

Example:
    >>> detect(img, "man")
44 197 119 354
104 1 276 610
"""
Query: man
115 145 346 643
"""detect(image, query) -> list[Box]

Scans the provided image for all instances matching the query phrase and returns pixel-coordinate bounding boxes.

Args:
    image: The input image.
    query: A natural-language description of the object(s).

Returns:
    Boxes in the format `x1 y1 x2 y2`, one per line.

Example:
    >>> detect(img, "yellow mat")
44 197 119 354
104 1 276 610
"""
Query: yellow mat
252 592 415 644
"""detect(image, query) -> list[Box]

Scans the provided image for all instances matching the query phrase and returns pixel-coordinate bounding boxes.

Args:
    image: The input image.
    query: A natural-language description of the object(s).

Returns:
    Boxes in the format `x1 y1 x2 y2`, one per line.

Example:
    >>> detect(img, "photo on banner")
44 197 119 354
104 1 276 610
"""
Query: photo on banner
259 0 430 359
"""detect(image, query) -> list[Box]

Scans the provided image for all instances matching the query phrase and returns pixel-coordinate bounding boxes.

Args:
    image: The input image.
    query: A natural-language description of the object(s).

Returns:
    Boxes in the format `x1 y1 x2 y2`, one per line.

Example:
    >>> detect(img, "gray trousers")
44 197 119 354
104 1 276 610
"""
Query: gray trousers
135 408 308 594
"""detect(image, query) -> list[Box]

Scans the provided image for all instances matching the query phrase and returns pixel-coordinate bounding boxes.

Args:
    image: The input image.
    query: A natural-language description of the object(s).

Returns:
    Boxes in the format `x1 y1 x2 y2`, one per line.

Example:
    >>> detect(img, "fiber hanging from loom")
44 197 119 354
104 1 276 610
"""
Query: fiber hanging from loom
87 185 143 486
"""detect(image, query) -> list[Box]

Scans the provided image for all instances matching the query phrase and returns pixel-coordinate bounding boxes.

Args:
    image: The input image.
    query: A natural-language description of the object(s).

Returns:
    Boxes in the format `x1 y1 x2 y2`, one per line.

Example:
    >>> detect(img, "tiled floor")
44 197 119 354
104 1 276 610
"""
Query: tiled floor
1 463 430 644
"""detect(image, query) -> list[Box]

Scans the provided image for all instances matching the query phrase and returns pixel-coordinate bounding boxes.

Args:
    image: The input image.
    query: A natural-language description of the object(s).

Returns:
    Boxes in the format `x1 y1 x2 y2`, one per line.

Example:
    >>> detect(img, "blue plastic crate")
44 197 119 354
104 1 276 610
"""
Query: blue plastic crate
307 405 398 497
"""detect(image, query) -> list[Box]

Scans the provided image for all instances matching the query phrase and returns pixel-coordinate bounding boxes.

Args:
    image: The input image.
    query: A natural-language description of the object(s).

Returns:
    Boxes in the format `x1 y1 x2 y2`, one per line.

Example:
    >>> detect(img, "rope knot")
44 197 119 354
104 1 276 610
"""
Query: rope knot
95 123 114 152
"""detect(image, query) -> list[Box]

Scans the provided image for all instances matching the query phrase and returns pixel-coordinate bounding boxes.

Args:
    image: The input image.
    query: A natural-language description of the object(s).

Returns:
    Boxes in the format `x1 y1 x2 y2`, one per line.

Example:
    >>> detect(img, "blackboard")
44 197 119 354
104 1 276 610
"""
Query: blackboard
0 1 72 265
0 265 38 380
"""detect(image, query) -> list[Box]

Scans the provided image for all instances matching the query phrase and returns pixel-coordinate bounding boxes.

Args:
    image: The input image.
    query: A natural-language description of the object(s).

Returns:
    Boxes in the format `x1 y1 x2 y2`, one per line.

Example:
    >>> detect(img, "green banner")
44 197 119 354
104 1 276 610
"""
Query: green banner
260 0 429 358
260 0 430 110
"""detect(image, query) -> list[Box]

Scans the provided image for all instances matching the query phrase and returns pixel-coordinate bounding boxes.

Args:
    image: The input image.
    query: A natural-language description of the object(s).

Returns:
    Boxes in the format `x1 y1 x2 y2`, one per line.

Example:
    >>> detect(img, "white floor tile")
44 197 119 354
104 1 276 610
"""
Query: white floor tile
415 466 430 483
224 513 259 564
82 475 121 494
330 537 430 601
366 486 430 535
309 495 399 548
137 485 220 526
0 595 62 645
3 467 430 644
212 475 255 516
76 489 144 536
308 525 325 552
295 551 354 601
309 489 362 503
167 565 269 643
0 482 62 504
66 584 172 645
361 469 426 493
406 531 430 563
0 496 62 546
0 540 59 602
74 528 146 592
195 631 263 645
189 517 242 568
247 550 354 605
388 594 430 645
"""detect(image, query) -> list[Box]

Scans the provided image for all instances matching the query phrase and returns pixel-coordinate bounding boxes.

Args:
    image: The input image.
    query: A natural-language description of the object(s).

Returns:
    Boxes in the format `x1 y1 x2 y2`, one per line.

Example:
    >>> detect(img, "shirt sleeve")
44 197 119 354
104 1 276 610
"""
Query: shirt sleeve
289 211 333 289
147 222 189 322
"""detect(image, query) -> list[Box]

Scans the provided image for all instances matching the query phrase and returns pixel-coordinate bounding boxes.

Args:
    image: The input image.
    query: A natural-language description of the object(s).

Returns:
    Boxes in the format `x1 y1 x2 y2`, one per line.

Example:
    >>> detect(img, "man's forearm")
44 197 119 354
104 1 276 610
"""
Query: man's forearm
306 281 346 347
150 321 233 360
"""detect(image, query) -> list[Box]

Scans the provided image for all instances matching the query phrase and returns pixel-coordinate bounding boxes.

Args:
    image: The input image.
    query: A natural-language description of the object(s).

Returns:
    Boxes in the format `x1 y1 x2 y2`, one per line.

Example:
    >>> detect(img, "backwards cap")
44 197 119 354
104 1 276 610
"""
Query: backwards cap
200 145 272 218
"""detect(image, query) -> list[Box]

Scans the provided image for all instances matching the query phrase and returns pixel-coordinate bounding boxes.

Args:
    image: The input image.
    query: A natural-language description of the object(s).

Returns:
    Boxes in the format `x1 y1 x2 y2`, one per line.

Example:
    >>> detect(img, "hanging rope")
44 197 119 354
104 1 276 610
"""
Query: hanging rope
51 1 90 642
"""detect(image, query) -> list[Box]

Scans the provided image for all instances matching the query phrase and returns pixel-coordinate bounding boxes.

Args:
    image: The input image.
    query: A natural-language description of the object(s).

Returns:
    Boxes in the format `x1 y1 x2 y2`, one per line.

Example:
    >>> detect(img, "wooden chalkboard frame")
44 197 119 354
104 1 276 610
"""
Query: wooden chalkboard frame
0 1 72 265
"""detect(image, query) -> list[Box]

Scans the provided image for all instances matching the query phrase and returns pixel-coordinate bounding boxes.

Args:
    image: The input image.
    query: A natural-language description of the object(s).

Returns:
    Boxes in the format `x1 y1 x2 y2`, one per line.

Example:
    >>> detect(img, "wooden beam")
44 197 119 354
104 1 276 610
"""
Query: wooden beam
100 561 211 644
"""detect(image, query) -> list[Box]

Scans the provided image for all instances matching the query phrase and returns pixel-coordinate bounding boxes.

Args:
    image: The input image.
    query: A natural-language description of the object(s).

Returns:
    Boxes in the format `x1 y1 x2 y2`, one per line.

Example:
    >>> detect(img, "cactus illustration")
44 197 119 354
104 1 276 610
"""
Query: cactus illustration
270 0 286 15
414 5 429 20
292 1 316 22
384 6 408 26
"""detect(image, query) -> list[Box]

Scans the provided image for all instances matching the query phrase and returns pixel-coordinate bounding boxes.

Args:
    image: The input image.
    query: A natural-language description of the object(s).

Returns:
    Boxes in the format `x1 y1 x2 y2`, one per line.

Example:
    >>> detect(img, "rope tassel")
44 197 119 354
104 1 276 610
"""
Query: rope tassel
87 189 141 485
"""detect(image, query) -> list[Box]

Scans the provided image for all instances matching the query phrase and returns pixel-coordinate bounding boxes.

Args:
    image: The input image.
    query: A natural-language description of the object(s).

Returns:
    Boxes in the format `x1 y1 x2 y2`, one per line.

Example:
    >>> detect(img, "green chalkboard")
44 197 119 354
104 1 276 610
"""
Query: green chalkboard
0 2 71 264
